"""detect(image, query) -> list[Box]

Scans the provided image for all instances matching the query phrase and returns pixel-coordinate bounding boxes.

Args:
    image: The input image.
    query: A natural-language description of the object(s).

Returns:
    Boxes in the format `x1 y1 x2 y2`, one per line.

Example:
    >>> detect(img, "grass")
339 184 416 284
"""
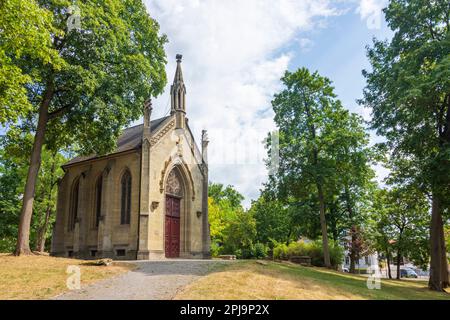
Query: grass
175 260 450 300
0 253 133 300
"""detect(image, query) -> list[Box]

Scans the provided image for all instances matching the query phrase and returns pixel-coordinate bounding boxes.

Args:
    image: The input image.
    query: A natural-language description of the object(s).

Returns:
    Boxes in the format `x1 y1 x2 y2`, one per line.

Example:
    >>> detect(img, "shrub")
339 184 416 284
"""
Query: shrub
253 243 268 259
286 241 308 257
273 243 288 260
210 241 222 257
272 240 344 268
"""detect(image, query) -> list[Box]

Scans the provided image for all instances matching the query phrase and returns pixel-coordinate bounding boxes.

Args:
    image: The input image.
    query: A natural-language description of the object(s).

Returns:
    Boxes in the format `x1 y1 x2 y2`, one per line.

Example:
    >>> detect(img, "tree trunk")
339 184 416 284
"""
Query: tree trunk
14 83 54 256
345 187 357 274
349 229 357 273
396 248 401 280
35 155 57 253
35 205 52 252
386 252 392 279
439 208 449 288
317 183 331 268
303 94 331 268
429 194 444 291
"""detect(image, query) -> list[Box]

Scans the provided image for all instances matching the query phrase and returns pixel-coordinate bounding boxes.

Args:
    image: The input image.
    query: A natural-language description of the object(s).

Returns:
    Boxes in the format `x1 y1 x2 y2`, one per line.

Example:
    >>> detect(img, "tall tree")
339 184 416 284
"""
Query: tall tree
369 187 430 279
360 0 449 290
0 0 63 123
0 129 66 252
270 68 366 268
329 108 376 273
368 189 395 279
0 1 167 255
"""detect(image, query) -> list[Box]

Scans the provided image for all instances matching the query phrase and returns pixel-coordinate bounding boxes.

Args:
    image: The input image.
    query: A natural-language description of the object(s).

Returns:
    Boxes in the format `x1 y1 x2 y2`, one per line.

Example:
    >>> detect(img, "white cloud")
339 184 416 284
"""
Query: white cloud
144 0 344 207
298 38 314 52
356 0 388 30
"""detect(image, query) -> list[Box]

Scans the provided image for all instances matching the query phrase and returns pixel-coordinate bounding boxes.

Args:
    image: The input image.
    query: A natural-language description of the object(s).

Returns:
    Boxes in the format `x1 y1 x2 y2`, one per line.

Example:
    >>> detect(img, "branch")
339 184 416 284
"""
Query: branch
48 105 71 120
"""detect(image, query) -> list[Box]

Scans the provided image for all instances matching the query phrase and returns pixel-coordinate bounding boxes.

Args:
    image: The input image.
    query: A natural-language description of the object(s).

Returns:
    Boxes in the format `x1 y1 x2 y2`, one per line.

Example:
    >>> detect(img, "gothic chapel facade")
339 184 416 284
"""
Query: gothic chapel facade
51 55 211 260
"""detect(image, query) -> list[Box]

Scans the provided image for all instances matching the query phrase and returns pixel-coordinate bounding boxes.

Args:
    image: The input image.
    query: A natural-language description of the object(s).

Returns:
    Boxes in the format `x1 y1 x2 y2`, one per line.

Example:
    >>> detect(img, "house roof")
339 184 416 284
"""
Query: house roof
63 116 170 167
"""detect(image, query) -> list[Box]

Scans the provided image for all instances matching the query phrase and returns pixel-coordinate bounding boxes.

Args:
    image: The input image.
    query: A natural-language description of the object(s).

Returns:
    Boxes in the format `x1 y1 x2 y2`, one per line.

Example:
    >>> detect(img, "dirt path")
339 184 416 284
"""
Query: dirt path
54 259 229 300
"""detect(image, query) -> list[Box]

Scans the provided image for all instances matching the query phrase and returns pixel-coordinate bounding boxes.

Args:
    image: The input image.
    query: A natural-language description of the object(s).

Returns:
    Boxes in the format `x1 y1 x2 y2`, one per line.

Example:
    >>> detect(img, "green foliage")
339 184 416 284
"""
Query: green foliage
0 0 64 124
2 0 167 154
273 240 344 268
249 196 294 246
209 183 244 210
221 210 257 258
272 241 288 260
253 243 269 259
0 131 66 252
265 67 375 266
360 0 450 203
208 183 257 258
368 187 430 269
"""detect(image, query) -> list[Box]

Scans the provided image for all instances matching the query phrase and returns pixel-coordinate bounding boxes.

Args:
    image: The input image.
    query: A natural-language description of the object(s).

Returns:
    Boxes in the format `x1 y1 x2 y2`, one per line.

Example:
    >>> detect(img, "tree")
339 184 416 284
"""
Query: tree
208 183 246 256
209 183 245 209
0 129 66 252
446 225 450 263
329 108 376 273
368 189 395 279
249 196 293 246
369 187 430 279
32 150 66 252
0 0 63 123
360 0 449 290
1 1 167 255
222 210 257 258
269 68 374 268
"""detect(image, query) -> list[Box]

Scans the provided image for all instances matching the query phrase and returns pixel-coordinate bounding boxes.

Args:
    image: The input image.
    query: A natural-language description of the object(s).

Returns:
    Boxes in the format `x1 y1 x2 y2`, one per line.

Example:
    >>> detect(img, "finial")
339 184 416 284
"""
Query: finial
202 130 209 143
176 54 182 63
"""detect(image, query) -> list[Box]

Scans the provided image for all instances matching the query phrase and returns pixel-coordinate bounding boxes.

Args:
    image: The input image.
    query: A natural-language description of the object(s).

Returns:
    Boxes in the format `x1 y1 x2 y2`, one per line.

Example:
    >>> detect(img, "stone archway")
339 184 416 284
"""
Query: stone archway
164 168 184 258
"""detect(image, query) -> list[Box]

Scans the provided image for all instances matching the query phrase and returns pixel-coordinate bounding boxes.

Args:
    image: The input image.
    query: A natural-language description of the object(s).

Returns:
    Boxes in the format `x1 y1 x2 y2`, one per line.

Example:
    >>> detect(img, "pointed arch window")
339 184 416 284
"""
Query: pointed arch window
120 170 132 225
68 177 80 231
94 175 103 228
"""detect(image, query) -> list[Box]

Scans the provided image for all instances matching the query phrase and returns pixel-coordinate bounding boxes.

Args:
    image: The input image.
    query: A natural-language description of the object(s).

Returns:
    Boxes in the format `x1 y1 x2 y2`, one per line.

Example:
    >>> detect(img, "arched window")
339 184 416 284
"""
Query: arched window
68 177 80 231
120 170 132 225
94 175 103 228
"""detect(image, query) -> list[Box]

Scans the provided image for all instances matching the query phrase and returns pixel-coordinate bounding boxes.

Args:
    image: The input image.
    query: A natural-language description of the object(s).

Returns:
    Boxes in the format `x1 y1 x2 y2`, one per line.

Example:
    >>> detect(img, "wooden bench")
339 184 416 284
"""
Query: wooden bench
218 255 236 260
290 256 311 266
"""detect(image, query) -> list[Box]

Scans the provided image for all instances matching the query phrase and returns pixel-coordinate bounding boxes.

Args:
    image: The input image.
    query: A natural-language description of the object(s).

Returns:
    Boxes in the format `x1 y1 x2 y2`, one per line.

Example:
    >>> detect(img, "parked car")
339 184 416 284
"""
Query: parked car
342 267 349 273
400 268 418 278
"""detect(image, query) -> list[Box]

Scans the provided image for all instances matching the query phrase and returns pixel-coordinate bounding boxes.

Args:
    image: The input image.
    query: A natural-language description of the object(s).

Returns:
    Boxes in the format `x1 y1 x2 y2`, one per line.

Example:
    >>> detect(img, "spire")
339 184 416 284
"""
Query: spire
170 54 186 115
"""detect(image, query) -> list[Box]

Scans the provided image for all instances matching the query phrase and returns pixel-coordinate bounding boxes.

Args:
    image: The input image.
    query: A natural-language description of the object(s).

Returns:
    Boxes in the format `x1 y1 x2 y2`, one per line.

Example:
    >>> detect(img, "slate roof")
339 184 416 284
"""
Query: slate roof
63 116 170 167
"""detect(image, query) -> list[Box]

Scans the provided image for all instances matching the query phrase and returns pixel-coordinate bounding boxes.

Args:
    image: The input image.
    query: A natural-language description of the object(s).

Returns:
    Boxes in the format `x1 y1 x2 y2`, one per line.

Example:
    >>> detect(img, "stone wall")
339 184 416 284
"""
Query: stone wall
51 115 209 260
51 150 141 260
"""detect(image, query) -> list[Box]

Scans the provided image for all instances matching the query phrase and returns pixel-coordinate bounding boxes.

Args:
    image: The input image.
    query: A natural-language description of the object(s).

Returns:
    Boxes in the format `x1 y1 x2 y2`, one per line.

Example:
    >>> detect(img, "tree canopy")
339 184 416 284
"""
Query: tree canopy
360 0 449 290
0 0 168 255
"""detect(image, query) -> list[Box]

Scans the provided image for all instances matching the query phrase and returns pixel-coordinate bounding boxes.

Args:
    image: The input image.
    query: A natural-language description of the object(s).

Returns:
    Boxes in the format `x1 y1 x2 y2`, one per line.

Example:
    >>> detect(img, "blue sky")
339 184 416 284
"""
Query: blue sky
288 7 392 118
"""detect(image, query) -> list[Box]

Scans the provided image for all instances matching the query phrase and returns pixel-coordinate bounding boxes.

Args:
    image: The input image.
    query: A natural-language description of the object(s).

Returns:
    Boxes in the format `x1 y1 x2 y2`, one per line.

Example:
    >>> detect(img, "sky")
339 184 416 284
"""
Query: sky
143 0 394 207
0 1 392 208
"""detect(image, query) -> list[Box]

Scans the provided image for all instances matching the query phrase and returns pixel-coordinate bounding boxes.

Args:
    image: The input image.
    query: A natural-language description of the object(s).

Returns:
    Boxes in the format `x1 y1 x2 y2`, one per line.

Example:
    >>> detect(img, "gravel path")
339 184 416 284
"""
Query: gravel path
54 259 230 300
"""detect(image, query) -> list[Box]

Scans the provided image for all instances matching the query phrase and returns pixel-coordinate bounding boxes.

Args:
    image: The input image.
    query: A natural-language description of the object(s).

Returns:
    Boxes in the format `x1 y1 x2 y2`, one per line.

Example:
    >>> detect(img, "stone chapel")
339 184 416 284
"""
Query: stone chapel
51 55 211 260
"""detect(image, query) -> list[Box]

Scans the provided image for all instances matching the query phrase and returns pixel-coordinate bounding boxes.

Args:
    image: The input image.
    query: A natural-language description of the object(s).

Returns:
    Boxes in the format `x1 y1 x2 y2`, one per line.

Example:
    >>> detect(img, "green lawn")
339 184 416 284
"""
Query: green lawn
175 260 450 300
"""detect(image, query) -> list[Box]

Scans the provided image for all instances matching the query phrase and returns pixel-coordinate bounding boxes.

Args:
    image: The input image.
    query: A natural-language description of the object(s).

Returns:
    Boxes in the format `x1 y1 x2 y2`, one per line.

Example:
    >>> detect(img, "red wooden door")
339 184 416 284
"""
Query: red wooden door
165 196 180 258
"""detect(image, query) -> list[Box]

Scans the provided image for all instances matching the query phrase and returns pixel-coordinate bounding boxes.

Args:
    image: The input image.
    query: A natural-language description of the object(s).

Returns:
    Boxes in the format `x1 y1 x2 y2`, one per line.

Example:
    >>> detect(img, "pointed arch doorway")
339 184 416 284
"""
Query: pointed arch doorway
165 169 184 258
